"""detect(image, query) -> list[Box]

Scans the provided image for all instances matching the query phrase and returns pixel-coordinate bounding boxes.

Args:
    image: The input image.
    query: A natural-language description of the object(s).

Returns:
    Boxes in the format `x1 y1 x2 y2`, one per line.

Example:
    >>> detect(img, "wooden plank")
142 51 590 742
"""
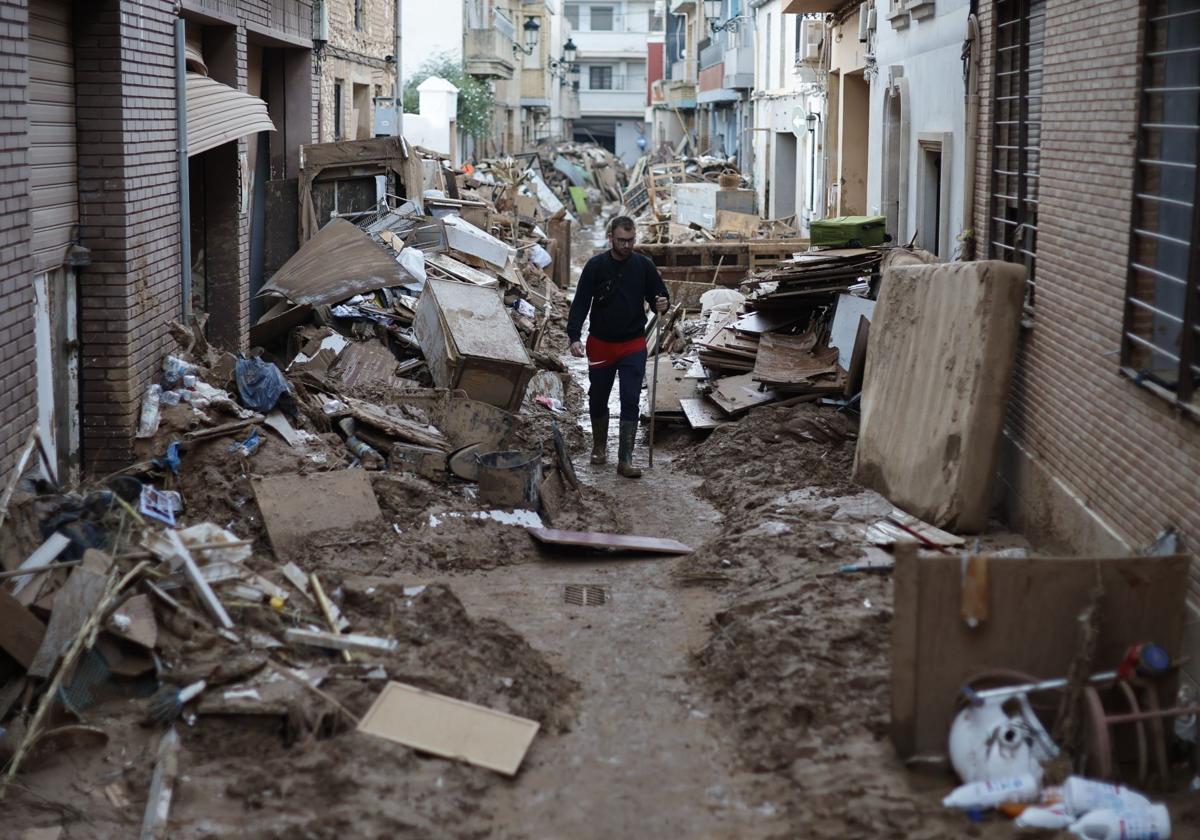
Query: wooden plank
138 728 179 840
529 528 692 555
253 471 382 560
708 373 780 415
284 628 398 654
164 531 235 632
345 397 450 451
333 341 402 390
425 252 501 289
27 566 107 678
358 681 539 776
752 336 838 387
679 397 728 430
10 532 71 602
891 552 1191 760
0 588 47 669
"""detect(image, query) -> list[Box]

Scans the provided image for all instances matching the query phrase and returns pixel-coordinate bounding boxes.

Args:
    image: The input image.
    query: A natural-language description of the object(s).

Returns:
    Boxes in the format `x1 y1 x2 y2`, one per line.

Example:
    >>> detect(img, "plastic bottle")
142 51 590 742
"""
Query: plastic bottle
1067 804 1171 839
1062 777 1152 816
1016 804 1074 830
943 773 1040 810
135 384 162 439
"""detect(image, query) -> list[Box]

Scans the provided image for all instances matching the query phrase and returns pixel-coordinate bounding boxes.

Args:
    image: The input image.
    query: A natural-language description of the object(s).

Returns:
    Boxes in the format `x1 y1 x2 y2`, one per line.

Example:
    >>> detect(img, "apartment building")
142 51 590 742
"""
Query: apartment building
566 0 658 164
0 0 314 482
314 0 396 142
464 0 575 156
970 0 1200 675
696 0 754 168
648 2 699 153
866 0 970 258
750 1 825 229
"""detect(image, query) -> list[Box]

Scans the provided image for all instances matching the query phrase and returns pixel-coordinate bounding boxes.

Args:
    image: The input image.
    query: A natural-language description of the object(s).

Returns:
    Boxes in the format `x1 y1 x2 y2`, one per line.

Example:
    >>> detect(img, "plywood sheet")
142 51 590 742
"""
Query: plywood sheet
333 341 402 390
358 681 539 775
829 294 875 370
709 373 779 415
855 261 1026 533
253 471 382 558
752 335 837 386
426 252 501 288
28 566 107 678
891 548 1191 759
680 397 728 430
529 528 692 555
0 588 46 669
648 363 699 415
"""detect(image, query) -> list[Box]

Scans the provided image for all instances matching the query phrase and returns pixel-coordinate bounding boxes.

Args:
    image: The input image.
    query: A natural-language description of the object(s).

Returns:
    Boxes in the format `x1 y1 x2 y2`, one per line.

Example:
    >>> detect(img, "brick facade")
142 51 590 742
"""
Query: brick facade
0 0 34 480
317 0 395 142
0 0 313 478
975 1 1200 569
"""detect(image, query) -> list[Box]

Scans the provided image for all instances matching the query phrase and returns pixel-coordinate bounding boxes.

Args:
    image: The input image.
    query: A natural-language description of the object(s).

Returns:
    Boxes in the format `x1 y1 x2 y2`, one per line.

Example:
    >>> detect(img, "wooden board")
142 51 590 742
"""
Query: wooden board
253 471 382 559
425 252 501 289
358 681 539 776
679 397 728 430
333 341 402 390
708 373 780 415
892 548 1192 760
529 528 692 555
752 336 838 387
0 587 47 669
27 566 107 678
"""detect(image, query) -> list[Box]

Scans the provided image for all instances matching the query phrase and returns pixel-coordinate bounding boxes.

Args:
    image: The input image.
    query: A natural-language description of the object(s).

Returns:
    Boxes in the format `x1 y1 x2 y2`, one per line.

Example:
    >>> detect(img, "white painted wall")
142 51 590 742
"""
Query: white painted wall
867 0 970 256
403 77 460 161
750 0 823 231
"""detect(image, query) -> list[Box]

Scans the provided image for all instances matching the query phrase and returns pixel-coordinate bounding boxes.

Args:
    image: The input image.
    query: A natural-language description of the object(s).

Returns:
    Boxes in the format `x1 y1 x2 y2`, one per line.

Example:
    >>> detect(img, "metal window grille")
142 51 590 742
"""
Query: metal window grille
988 0 1045 303
334 81 343 140
354 0 363 31
1123 0 1200 408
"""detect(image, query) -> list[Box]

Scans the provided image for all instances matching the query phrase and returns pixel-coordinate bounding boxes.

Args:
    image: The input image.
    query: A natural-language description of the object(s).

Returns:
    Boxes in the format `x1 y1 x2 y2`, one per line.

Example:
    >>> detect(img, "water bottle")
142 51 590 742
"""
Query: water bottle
1067 804 1170 839
943 773 1040 810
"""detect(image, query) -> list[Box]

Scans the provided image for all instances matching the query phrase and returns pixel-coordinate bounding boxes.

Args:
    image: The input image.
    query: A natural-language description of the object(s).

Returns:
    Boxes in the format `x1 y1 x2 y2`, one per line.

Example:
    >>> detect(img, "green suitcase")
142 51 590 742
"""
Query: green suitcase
810 215 887 248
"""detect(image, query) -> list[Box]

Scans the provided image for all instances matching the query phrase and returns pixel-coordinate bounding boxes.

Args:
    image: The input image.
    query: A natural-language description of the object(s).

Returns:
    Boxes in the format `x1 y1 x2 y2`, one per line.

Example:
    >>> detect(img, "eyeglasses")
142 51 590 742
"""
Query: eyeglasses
613 236 636 245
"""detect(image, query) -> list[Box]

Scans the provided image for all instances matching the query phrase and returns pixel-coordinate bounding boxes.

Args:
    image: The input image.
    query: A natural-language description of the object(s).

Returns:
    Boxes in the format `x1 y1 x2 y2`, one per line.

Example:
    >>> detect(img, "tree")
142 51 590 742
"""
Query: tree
403 52 493 139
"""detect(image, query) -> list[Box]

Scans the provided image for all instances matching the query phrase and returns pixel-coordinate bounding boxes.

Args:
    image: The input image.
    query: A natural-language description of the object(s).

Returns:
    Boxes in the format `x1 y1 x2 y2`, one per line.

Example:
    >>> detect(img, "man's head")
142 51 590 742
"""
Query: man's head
608 216 636 261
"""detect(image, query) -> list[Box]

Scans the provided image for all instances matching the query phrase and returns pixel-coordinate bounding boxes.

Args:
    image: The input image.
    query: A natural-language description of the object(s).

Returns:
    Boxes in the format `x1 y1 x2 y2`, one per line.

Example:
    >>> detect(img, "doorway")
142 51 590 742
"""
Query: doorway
33 270 80 482
916 132 952 258
773 131 797 221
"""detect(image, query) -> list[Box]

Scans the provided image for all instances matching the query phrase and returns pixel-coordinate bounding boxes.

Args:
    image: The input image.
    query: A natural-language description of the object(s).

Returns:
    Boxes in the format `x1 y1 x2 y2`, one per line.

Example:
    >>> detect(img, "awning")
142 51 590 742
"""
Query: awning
186 72 275 157
782 0 840 12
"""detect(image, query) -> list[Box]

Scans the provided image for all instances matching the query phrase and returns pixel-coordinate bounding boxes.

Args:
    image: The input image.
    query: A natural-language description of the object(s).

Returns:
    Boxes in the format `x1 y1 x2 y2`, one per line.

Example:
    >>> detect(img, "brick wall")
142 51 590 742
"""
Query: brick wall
976 0 1200 561
0 0 34 479
70 0 313 474
318 0 395 142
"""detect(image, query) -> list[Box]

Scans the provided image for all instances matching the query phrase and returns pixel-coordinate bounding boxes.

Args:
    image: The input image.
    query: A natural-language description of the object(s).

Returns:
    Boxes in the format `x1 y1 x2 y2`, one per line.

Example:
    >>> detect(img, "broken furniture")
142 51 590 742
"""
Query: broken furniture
413 279 536 413
890 546 1191 762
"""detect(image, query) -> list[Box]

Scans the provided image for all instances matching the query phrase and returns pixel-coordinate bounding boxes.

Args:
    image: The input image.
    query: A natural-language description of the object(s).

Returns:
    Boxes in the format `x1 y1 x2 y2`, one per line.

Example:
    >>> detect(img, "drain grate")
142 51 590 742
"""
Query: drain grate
564 584 607 606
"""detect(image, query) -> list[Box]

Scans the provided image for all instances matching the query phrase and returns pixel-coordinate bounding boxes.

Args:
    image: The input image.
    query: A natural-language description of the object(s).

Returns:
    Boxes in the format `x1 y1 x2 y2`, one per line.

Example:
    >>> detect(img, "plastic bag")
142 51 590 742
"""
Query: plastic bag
234 358 288 413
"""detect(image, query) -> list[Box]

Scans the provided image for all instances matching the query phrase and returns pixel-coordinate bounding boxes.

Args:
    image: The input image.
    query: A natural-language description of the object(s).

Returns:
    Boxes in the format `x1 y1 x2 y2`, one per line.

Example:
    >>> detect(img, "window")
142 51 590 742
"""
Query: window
591 6 614 31
1123 0 1200 407
565 3 580 29
334 80 344 140
649 9 664 31
589 65 613 90
354 0 364 31
988 0 1044 302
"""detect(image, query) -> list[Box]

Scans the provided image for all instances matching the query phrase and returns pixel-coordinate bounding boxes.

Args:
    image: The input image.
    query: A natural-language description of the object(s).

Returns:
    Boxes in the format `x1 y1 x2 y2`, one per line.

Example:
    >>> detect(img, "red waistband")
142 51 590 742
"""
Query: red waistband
586 335 647 368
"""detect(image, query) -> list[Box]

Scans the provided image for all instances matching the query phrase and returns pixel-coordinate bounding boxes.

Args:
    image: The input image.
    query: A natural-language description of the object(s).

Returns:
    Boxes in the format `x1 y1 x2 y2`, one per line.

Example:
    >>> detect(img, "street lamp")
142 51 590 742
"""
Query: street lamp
514 17 541 55
704 0 741 34
549 38 579 80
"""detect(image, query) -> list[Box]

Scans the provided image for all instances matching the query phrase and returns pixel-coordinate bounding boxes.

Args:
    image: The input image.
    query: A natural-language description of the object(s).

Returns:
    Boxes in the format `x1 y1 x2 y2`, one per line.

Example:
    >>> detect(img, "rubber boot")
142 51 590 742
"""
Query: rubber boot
590 416 609 465
617 420 643 478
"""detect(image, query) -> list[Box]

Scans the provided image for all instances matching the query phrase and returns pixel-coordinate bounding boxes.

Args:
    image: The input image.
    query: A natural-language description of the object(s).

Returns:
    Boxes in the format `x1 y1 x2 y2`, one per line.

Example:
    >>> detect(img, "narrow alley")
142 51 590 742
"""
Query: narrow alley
2 1 1200 839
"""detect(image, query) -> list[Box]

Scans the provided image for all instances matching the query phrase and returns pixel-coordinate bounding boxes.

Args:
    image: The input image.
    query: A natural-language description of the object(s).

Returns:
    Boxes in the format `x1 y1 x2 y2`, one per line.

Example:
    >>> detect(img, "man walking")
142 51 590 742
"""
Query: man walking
568 216 670 478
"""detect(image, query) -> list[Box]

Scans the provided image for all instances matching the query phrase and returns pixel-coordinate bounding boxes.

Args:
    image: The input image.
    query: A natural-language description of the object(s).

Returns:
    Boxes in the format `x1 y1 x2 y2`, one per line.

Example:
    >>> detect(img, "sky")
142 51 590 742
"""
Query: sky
401 1 464 79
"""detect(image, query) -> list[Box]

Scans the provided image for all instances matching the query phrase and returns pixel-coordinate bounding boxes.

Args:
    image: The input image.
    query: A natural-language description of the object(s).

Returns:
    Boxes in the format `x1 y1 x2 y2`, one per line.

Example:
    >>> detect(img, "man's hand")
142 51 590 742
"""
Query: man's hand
570 341 585 358
655 295 669 314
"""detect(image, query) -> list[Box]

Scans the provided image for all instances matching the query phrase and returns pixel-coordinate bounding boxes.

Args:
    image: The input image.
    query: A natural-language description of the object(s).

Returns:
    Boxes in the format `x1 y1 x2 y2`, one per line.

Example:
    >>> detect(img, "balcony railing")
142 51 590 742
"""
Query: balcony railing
583 73 647 93
465 24 516 80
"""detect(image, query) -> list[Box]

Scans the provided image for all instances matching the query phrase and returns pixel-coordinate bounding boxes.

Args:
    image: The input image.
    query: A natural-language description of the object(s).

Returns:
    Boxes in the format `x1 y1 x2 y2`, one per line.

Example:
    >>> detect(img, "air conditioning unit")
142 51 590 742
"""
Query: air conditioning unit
800 20 823 64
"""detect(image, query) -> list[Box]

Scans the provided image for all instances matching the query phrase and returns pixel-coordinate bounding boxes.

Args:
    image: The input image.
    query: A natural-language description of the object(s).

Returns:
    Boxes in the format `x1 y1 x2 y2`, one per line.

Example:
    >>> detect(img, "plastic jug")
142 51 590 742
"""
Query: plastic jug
943 773 1040 810
1067 804 1170 839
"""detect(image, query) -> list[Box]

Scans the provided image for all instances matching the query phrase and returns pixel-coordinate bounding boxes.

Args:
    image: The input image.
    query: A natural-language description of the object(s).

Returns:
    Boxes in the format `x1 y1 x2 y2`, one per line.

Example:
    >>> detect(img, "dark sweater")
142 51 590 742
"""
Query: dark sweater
567 251 670 343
